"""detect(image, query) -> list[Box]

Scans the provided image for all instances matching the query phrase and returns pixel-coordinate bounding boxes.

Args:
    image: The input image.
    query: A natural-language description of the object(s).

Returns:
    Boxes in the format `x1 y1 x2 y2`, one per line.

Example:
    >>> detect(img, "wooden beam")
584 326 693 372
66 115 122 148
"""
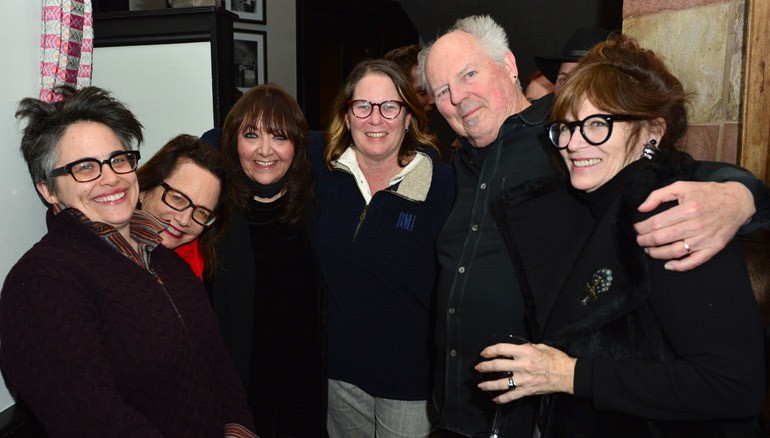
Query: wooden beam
741 0 770 183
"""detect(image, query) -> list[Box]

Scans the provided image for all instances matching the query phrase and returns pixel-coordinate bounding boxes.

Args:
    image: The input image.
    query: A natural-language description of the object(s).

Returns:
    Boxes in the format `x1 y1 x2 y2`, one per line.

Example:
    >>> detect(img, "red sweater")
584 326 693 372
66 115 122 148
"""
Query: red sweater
174 238 205 280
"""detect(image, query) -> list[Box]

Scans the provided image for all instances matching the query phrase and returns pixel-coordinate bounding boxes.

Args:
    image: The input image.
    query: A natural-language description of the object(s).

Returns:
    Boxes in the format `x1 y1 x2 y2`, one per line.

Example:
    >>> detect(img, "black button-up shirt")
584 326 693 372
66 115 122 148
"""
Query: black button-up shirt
434 94 557 437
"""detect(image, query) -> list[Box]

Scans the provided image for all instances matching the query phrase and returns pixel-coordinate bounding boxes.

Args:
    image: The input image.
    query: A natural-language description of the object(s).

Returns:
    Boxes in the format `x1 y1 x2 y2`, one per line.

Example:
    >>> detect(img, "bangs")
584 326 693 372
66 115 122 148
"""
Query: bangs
235 88 307 146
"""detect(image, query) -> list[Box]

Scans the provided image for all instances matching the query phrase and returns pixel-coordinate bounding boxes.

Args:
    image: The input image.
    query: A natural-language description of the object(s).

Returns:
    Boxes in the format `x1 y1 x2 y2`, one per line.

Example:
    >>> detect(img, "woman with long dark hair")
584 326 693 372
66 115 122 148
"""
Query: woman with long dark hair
210 83 324 437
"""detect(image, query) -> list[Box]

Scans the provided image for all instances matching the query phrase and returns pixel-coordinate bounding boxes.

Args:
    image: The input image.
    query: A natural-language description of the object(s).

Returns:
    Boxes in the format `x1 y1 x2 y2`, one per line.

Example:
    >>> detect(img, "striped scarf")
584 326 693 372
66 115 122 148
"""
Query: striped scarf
53 204 164 271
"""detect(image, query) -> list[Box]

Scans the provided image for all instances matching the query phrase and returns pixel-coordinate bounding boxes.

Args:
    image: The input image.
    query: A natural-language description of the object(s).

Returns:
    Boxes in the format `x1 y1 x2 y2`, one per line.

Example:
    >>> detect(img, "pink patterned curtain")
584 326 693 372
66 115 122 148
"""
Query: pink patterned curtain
40 0 93 102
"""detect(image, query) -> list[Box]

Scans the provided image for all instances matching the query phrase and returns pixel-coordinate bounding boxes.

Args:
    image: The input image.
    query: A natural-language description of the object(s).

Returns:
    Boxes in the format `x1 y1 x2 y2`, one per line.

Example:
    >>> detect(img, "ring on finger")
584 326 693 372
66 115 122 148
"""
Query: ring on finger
507 375 516 389
683 240 692 254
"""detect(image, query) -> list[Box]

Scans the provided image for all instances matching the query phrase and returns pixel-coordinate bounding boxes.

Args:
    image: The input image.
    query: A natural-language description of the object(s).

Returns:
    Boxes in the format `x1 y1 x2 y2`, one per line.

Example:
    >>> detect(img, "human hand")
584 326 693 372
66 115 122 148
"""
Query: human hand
475 342 576 403
634 181 755 271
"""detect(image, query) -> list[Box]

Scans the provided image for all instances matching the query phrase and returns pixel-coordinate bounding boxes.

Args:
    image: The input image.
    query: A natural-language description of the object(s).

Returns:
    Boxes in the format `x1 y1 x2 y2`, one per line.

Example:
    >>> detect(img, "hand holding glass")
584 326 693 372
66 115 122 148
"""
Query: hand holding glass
480 334 529 438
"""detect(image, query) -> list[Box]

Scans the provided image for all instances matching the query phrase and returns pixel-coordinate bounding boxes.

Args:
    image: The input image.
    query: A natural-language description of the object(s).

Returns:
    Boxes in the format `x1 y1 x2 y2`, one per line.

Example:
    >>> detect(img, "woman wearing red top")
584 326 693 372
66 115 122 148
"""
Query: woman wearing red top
137 134 230 280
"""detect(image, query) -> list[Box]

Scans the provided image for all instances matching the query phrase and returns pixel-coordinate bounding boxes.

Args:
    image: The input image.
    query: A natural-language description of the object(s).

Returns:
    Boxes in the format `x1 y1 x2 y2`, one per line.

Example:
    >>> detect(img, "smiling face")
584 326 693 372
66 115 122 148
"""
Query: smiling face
559 99 645 192
37 121 139 240
138 160 221 249
424 31 525 148
345 73 412 164
237 122 295 185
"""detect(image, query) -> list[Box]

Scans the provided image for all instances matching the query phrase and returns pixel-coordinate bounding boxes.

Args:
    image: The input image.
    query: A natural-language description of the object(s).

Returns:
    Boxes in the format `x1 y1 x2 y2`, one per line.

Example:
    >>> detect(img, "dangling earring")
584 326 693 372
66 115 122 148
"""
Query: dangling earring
642 139 658 160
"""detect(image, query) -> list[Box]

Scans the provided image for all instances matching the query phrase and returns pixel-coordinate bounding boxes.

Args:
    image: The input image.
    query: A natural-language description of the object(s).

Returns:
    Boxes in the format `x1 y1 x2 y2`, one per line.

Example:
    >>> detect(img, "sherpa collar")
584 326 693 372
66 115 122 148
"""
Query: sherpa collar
333 148 433 203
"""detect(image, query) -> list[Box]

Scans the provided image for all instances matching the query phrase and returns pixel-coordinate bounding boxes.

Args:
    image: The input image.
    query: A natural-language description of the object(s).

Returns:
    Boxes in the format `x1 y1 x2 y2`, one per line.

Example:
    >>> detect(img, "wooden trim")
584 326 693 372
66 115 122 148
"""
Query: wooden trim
740 0 770 184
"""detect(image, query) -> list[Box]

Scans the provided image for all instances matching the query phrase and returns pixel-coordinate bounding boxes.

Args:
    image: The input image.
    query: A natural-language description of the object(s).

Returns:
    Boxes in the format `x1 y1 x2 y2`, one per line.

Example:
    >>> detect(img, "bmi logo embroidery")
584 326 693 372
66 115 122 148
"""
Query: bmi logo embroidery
396 212 416 231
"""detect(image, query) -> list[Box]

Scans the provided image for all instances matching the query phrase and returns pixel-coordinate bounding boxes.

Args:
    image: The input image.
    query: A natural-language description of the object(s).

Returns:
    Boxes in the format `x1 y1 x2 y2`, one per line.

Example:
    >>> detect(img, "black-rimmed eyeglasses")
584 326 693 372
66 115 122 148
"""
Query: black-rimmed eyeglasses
160 182 217 227
347 100 406 120
545 114 644 149
48 150 141 182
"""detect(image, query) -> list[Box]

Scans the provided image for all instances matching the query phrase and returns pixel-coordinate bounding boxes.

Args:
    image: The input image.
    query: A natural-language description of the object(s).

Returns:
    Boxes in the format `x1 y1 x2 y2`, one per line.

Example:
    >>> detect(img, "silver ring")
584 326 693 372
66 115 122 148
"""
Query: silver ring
683 241 692 253
507 375 516 389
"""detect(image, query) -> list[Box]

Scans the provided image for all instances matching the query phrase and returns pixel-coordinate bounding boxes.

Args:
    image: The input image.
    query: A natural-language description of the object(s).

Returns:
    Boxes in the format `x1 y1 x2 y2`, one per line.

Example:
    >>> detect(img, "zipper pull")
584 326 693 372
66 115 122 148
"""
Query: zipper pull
149 268 164 286
352 204 370 242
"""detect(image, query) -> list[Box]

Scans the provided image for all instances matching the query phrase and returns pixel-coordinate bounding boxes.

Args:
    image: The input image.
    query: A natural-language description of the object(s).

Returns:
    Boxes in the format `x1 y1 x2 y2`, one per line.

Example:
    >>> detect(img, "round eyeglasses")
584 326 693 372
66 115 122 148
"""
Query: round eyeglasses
48 150 141 182
347 100 406 120
545 114 644 149
160 181 217 227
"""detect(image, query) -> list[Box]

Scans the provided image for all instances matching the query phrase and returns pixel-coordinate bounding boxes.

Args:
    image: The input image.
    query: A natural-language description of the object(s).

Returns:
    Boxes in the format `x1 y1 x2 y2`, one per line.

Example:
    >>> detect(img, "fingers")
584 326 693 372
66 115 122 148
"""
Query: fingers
636 181 752 272
635 203 702 248
636 184 684 214
662 248 719 272
476 373 526 403
479 341 528 358
643 238 694 261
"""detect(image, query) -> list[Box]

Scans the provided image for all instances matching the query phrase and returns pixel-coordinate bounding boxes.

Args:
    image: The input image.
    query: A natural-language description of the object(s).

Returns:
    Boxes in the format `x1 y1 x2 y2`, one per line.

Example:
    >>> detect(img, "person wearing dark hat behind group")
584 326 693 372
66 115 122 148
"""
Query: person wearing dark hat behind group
535 27 613 94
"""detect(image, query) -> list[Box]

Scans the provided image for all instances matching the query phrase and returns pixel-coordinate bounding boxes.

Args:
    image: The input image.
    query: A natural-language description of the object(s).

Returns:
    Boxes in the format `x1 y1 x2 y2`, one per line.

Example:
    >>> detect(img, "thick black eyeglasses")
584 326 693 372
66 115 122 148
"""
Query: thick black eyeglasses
160 181 217 227
545 114 644 150
347 100 406 120
48 150 141 182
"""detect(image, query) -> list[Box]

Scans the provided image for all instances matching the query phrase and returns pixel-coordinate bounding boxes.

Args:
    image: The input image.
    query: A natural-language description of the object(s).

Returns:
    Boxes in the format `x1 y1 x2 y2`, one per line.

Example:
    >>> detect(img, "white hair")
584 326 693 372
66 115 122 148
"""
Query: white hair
417 15 510 92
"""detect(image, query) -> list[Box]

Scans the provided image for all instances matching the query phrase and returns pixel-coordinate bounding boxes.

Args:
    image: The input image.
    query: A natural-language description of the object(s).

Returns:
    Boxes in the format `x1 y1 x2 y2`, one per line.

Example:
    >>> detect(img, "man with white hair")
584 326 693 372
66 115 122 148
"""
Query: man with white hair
418 14 769 437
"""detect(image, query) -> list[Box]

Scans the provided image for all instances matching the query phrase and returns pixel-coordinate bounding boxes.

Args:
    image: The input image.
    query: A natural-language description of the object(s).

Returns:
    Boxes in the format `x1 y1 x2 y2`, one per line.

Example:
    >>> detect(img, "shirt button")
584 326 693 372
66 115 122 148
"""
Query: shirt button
471 224 479 231
458 266 465 274
448 307 456 315
480 183 487 190
449 349 457 357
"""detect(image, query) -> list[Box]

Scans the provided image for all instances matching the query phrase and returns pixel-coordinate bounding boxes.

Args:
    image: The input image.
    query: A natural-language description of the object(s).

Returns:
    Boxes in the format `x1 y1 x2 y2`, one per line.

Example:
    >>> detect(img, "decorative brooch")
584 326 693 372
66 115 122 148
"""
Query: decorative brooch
581 268 614 305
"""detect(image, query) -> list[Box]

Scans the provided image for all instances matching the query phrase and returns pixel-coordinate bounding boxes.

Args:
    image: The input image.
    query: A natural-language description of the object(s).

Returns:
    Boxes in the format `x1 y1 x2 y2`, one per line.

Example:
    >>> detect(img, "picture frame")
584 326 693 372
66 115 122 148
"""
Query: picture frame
224 0 265 24
233 30 267 92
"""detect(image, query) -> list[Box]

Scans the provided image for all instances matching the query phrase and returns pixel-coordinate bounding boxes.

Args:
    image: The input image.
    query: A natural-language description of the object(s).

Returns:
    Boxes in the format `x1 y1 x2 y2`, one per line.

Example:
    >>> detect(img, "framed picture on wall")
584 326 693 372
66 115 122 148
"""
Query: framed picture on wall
234 30 267 92
225 0 265 24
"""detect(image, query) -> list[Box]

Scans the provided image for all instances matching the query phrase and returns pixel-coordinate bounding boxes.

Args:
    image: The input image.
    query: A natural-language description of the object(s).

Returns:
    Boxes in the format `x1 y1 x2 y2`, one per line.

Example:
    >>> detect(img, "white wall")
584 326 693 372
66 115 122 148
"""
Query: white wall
0 1 297 413
0 2 43 411
92 42 215 157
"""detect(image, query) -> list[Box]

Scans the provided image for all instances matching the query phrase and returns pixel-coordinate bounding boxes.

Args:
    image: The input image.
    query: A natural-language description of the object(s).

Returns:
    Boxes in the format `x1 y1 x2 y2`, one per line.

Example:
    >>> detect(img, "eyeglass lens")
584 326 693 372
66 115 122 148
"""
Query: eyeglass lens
68 151 140 182
349 100 403 119
548 115 614 148
161 184 216 226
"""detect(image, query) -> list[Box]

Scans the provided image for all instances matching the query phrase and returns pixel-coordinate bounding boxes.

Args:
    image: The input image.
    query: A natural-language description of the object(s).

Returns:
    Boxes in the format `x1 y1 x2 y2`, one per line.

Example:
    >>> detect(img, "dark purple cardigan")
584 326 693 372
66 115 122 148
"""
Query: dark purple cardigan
0 209 254 437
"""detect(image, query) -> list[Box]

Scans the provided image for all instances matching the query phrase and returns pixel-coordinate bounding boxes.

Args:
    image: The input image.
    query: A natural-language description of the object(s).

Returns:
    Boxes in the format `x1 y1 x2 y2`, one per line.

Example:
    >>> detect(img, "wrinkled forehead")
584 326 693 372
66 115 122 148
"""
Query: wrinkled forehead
425 32 483 82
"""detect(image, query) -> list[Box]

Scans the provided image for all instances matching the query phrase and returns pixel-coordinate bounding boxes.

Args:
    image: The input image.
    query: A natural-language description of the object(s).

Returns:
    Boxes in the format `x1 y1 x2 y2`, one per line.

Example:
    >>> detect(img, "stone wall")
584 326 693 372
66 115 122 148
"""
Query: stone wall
622 0 743 164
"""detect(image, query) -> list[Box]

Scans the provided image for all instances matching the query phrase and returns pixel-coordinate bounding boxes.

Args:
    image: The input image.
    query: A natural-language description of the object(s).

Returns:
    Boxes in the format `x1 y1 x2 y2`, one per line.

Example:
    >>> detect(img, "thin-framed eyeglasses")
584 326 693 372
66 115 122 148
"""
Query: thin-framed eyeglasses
160 181 217 227
545 114 644 150
347 100 406 120
48 150 141 182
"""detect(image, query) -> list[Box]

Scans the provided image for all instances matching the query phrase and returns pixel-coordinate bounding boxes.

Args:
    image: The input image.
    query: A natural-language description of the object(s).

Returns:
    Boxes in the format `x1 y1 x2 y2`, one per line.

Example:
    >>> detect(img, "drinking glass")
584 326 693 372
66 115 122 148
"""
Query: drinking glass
482 334 529 438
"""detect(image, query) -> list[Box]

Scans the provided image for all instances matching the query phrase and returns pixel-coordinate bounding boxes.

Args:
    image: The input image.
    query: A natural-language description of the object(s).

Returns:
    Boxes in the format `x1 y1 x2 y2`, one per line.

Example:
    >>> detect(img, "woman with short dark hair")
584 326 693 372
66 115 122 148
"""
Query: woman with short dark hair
0 86 255 438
